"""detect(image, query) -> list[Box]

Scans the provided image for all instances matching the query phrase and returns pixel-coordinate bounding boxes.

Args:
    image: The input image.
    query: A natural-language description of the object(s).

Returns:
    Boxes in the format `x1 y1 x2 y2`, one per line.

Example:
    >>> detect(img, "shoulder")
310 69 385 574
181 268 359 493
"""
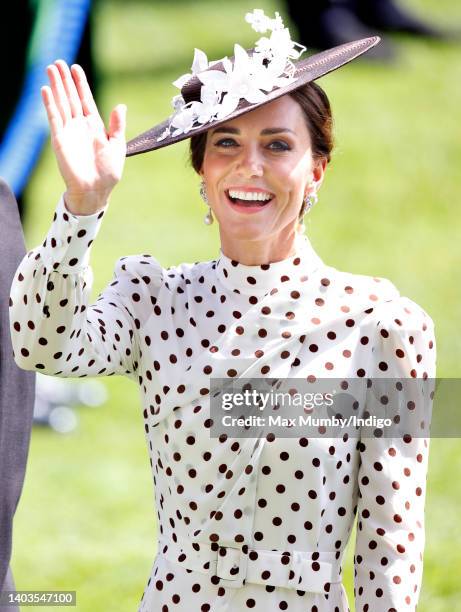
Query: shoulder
0 177 13 197
149 257 215 293
321 264 400 306
369 294 435 336
323 265 434 328
112 255 215 293
114 254 164 287
0 178 18 217
323 265 435 365
366 293 436 378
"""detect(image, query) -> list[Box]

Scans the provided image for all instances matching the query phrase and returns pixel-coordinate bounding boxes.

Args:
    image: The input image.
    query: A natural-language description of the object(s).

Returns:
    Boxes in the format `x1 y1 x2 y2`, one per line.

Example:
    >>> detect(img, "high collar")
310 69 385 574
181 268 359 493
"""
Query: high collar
215 233 324 296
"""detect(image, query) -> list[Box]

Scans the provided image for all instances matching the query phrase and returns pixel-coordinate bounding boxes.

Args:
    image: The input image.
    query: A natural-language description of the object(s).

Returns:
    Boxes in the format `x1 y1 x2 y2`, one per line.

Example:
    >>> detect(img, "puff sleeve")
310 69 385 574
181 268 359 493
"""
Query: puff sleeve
9 195 164 381
354 296 436 611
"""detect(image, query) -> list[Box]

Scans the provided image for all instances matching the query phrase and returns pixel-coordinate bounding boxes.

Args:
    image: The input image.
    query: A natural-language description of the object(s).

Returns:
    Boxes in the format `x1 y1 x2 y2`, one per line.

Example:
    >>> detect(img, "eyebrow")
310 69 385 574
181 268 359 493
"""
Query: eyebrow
210 126 296 136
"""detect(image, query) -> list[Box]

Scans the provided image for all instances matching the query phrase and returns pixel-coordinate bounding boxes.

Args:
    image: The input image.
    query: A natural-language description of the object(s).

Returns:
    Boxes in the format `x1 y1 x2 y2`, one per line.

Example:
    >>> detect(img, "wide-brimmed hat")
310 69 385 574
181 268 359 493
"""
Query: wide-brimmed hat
126 9 380 157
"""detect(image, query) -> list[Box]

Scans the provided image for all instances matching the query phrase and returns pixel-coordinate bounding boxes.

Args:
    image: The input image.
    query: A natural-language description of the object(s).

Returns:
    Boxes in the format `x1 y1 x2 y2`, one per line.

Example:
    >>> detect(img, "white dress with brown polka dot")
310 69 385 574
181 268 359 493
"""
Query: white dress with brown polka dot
9 196 436 611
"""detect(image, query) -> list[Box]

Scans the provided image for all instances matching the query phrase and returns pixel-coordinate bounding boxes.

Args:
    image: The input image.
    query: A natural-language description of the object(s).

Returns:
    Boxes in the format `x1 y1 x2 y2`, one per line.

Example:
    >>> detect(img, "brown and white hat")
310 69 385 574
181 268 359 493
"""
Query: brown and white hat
126 8 380 157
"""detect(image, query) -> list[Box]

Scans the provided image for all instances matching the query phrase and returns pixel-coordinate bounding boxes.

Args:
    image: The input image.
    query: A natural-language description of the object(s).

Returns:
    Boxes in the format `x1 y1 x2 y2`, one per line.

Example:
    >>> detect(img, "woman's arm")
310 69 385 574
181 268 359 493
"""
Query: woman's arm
354 296 436 610
9 196 163 379
8 60 155 378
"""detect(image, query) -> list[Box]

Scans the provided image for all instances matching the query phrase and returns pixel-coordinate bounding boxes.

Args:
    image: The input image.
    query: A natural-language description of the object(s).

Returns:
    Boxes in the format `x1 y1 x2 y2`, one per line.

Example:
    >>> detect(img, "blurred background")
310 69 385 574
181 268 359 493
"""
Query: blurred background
4 0 460 610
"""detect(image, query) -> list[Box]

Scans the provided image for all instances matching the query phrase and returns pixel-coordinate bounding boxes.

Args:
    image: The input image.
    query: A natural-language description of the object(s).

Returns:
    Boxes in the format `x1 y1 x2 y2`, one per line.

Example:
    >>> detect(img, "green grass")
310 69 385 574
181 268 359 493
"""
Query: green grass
11 0 461 610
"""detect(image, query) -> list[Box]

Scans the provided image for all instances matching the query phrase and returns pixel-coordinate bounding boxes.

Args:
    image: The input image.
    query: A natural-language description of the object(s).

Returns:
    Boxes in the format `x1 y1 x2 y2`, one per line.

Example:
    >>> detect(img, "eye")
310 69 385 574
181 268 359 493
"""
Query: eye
215 138 237 147
268 140 291 151
213 138 291 151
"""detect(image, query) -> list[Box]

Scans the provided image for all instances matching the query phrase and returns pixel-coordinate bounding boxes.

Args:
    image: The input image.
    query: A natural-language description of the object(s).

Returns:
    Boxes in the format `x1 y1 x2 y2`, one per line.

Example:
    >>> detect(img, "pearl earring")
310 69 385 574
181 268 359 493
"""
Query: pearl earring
200 180 214 225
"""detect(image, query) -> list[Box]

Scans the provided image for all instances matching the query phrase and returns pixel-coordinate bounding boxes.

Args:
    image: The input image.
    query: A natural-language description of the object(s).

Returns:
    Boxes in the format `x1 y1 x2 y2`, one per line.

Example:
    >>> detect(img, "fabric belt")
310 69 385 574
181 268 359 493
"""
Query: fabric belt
158 534 342 592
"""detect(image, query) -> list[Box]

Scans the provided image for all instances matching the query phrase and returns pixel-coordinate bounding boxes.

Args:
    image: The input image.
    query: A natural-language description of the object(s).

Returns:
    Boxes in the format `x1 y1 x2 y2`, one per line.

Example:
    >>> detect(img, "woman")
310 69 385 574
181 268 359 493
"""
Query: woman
9 9 436 611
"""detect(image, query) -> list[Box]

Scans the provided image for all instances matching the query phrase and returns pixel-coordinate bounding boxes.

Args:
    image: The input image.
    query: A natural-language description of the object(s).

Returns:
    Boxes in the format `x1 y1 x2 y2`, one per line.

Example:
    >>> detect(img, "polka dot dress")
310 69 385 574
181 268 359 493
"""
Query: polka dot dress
9 196 436 611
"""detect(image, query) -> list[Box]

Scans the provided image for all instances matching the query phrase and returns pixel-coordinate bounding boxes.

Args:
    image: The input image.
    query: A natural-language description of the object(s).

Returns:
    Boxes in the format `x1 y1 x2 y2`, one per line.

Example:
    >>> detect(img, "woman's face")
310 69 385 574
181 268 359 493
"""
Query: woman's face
199 95 326 259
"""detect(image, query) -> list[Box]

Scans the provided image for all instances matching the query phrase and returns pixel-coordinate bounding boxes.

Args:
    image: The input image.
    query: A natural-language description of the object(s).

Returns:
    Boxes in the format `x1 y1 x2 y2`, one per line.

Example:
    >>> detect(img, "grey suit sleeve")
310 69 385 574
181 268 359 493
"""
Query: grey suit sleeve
0 178 35 604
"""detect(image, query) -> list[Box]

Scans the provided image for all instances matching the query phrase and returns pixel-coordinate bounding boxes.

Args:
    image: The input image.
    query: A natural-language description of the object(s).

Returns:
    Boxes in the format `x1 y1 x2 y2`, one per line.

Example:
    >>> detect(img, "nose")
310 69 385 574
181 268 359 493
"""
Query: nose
235 144 264 178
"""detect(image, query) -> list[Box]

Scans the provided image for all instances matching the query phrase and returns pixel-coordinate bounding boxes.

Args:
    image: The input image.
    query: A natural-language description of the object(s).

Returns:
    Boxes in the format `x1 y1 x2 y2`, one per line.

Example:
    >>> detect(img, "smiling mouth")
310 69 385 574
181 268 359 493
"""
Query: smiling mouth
225 190 275 207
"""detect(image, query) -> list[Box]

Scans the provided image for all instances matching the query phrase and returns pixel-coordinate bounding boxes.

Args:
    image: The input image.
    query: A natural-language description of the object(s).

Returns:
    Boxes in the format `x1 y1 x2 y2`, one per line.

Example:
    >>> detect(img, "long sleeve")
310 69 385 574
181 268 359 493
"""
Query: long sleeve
354 296 436 611
9 195 164 381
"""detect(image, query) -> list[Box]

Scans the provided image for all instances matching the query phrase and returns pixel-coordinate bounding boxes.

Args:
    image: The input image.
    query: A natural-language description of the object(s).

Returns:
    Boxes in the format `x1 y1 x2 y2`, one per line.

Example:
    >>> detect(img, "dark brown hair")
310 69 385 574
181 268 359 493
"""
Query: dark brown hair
189 81 334 174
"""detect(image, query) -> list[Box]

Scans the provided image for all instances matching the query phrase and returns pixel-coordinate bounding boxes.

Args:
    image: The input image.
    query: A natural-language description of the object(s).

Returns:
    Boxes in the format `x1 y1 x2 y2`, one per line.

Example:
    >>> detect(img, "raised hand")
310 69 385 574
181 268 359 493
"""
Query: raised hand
41 60 127 215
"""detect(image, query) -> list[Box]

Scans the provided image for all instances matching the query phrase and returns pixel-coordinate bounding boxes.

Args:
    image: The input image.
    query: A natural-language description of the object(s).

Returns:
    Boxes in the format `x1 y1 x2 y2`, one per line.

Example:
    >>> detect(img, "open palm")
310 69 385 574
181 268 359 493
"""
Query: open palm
41 60 126 213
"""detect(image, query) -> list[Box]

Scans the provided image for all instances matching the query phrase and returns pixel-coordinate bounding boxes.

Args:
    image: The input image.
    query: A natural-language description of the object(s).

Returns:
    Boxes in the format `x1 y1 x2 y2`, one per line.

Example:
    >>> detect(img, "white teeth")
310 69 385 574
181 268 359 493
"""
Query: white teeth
228 190 273 202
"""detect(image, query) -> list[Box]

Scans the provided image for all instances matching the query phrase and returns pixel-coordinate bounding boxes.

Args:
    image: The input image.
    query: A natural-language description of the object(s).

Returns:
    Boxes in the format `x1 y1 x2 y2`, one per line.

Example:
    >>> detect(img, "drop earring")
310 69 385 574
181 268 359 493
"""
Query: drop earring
298 191 318 233
200 180 214 225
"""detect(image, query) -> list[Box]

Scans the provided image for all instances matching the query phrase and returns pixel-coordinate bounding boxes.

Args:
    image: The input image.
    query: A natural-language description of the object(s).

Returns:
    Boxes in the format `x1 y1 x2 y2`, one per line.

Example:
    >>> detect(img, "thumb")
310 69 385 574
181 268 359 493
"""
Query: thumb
108 103 127 140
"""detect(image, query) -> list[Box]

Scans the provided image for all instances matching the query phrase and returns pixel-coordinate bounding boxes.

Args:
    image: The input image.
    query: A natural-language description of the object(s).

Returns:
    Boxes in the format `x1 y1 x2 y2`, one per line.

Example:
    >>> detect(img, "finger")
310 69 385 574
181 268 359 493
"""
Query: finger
108 104 127 141
41 85 63 137
70 63 102 119
55 59 83 118
46 63 72 123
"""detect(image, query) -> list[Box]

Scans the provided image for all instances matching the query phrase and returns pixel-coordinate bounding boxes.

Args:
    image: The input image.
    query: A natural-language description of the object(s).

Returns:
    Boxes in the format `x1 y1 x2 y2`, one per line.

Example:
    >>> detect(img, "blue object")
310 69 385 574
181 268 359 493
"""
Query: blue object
0 0 92 197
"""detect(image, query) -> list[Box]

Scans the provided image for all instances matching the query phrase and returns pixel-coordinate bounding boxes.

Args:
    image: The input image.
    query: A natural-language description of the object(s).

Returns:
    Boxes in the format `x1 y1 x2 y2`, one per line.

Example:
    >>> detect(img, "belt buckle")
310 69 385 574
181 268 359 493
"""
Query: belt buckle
211 544 248 589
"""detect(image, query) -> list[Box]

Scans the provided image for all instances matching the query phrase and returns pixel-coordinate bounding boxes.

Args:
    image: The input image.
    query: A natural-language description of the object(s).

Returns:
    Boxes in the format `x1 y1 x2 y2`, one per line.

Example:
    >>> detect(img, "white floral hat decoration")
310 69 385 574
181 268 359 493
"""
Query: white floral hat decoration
126 9 380 157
